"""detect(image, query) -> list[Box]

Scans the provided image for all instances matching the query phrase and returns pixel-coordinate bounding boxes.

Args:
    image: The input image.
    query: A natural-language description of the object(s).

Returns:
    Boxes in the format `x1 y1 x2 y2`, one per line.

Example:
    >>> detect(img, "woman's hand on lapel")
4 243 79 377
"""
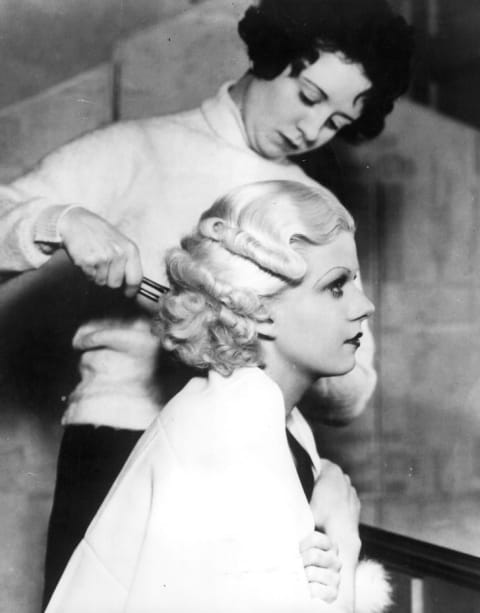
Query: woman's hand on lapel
309 460 361 557
299 530 342 602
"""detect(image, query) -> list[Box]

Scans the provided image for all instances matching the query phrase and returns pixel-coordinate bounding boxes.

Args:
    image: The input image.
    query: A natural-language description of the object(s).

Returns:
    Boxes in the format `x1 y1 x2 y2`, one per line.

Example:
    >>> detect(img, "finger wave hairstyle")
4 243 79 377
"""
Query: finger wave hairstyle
238 0 415 142
154 180 355 376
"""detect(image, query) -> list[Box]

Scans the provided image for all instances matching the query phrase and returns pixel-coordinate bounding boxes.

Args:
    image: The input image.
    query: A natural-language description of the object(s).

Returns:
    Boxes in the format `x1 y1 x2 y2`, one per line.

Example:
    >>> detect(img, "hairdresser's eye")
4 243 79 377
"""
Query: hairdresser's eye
299 91 316 107
325 117 340 132
326 115 353 133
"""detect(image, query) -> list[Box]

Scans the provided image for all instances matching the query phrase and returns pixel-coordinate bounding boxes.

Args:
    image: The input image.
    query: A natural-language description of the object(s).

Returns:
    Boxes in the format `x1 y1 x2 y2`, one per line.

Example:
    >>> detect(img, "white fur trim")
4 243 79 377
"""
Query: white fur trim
355 559 393 613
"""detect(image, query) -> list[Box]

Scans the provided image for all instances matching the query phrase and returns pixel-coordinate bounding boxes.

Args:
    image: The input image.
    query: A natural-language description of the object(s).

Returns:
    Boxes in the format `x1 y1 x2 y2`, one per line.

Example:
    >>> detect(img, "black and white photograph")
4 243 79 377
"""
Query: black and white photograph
0 1 479 612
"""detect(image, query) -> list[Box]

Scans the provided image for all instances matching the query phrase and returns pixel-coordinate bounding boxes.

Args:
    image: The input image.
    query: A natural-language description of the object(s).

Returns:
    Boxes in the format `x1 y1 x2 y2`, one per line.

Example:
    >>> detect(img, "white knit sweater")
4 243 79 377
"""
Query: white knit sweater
0 83 376 428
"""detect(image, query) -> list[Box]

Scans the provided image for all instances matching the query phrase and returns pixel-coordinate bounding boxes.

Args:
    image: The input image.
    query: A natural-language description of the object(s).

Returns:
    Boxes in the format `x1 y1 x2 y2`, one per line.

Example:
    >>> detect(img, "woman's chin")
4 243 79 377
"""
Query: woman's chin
313 360 356 379
331 357 357 377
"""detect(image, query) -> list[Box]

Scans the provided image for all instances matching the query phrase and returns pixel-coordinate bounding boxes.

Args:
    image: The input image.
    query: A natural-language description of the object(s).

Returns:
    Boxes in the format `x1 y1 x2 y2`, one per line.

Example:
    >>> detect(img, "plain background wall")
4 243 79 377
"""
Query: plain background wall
0 67 114 612
0 0 196 109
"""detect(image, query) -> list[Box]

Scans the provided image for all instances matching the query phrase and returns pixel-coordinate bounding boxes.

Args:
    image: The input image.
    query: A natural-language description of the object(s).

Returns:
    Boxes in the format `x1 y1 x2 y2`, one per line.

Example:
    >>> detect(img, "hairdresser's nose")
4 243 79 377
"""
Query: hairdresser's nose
298 105 334 147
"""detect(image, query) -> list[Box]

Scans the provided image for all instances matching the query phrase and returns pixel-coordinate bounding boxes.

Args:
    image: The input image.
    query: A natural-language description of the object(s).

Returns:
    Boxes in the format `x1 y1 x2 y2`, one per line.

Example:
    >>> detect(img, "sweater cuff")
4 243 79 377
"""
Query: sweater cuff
33 204 82 246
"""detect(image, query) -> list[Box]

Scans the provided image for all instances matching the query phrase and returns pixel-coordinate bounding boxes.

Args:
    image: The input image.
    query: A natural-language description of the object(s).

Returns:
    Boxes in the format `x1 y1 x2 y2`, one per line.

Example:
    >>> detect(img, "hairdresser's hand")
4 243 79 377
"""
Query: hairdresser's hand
300 530 341 602
309 460 361 556
57 206 142 297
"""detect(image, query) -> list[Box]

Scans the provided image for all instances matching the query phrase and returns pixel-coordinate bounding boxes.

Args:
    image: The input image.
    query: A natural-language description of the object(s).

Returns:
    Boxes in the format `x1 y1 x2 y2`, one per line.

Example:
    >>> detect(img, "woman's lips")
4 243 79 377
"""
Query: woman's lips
344 332 363 348
280 133 303 152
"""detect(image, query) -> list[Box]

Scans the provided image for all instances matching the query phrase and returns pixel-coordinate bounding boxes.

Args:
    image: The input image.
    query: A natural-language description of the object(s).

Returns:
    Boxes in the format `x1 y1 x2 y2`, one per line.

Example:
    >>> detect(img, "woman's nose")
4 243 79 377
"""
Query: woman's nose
352 289 375 322
298 106 332 144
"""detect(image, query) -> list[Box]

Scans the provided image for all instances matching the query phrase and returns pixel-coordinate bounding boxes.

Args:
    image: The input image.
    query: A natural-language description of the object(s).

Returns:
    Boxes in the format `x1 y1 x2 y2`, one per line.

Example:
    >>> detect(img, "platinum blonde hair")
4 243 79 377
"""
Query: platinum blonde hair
154 180 355 376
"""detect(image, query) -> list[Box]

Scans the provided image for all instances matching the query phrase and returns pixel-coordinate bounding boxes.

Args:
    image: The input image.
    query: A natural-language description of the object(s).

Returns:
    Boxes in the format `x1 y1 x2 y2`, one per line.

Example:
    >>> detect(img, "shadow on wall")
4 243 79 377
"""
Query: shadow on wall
0 251 151 611
0 254 101 609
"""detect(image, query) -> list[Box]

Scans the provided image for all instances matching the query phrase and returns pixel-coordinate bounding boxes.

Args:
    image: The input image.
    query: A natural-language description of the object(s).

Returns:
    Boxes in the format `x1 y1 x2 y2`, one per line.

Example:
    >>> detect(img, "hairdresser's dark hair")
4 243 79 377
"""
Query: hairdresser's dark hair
238 0 415 142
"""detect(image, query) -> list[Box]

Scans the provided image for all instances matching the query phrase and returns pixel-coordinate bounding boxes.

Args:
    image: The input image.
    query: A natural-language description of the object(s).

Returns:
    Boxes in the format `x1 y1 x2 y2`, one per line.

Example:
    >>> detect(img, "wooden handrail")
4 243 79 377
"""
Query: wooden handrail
360 524 480 591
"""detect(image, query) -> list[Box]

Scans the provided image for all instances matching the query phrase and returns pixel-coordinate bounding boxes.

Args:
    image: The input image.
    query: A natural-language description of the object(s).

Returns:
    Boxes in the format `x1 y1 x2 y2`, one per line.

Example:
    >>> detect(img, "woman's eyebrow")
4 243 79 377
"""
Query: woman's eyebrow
353 90 370 106
315 266 352 284
302 76 367 121
299 79 326 104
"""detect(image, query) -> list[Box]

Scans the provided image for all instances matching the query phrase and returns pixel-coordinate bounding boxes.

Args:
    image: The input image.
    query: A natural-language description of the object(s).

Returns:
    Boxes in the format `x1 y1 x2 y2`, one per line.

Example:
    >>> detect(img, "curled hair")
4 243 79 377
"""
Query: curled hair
238 0 415 141
154 180 354 376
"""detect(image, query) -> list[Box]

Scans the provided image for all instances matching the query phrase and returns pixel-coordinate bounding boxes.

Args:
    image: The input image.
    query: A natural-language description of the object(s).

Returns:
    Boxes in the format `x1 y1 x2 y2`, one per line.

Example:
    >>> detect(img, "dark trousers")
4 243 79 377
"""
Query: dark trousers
42 425 143 609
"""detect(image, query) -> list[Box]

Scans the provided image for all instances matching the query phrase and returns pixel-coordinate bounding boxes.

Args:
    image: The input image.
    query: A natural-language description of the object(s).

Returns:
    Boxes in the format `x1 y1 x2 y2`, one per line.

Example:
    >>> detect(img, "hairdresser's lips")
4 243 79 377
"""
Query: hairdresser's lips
278 132 305 154
344 332 363 349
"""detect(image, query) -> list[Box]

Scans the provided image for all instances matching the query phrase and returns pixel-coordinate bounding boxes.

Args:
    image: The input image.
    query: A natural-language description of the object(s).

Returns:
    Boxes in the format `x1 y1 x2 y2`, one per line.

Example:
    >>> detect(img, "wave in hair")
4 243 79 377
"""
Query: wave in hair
153 248 270 376
198 217 306 281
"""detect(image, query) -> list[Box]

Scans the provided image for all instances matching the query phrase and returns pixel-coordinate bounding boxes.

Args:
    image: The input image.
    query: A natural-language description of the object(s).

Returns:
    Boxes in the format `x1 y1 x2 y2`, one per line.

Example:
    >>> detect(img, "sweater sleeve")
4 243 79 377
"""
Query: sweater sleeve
0 121 143 272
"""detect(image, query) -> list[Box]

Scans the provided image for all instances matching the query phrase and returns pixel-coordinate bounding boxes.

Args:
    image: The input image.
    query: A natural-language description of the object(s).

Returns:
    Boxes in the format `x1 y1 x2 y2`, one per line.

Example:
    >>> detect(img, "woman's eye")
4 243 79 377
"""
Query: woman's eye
328 281 345 298
325 117 340 132
299 91 316 106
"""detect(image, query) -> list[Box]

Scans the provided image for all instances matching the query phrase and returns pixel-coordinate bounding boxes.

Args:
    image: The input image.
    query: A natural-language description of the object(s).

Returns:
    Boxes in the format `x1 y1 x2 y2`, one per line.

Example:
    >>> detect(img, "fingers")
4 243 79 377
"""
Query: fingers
301 537 341 604
86 260 109 286
308 581 339 603
300 531 341 573
301 546 341 571
300 531 335 554
107 247 128 289
305 566 340 591
123 243 143 297
58 207 143 296
76 241 142 296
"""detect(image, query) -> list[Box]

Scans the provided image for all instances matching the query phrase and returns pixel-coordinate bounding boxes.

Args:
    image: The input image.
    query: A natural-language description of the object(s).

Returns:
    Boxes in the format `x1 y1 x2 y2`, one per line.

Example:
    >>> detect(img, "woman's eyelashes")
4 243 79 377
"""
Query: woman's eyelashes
325 273 349 298
298 91 346 132
299 91 318 106
324 117 340 132
325 114 351 132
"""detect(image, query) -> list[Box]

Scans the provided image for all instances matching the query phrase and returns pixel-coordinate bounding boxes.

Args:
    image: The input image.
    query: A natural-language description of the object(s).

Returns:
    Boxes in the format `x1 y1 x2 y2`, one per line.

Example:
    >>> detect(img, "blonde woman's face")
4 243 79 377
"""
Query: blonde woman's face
265 233 374 380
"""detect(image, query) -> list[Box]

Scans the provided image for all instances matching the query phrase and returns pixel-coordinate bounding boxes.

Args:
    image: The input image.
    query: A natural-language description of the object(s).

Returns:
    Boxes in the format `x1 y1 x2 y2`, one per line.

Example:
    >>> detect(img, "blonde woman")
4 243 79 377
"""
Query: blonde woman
46 181 389 613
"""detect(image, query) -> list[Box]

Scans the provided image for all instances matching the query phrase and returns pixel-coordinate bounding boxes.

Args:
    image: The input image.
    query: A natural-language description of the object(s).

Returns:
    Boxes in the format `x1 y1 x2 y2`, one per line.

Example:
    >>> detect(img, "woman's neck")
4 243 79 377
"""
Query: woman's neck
263 362 315 416
229 72 253 117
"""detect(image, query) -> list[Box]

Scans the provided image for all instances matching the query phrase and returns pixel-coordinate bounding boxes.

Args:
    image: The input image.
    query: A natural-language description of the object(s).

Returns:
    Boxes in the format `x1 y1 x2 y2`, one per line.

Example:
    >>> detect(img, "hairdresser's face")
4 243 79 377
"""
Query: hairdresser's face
243 52 371 160
266 233 374 382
